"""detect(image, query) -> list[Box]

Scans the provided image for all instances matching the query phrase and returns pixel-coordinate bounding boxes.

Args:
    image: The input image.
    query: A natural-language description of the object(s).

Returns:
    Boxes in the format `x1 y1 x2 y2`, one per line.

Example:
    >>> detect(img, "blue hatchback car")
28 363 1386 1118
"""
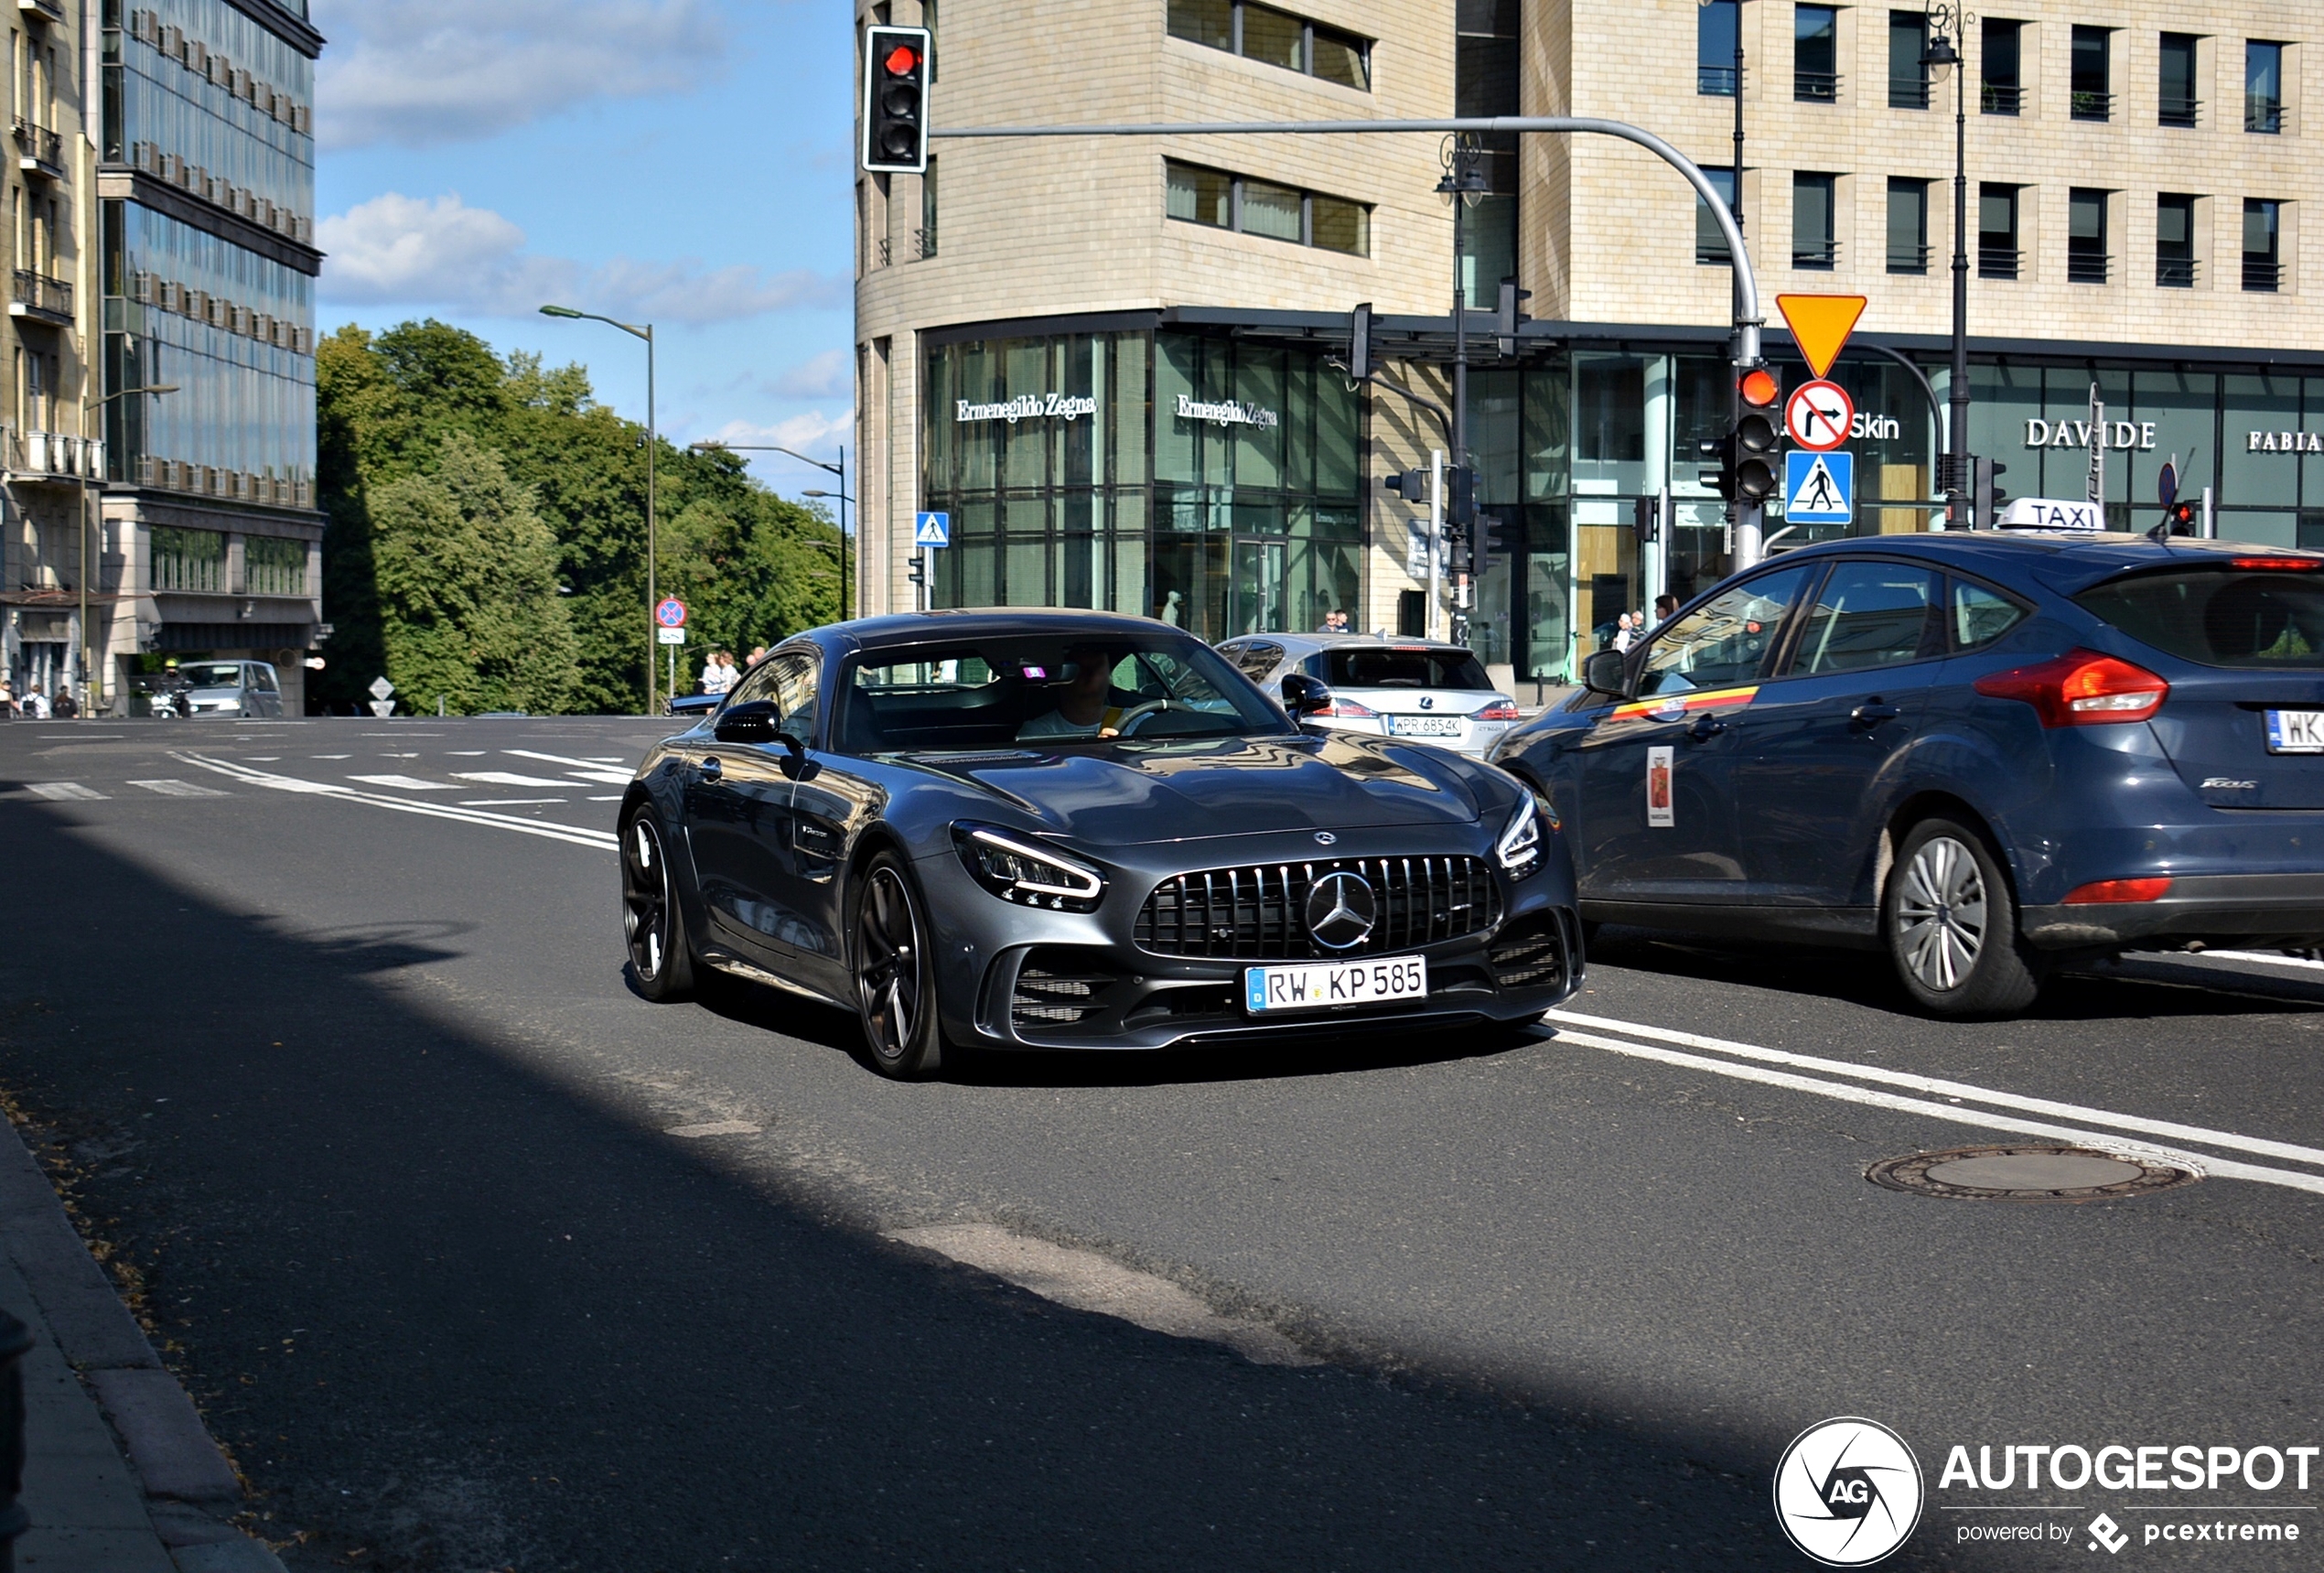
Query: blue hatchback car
1490 531 2324 1017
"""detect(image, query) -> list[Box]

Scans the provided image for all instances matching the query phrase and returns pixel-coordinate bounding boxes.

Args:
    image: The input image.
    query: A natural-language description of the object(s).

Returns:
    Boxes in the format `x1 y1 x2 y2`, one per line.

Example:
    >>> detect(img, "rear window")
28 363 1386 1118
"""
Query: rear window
1308 647 1492 690
2076 568 2324 669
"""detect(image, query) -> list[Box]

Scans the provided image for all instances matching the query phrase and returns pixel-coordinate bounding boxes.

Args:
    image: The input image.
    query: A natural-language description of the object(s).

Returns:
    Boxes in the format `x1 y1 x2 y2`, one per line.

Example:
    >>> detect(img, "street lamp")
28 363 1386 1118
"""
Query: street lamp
541 304 659 713
686 442 851 620
1923 7 1970 528
79 382 178 714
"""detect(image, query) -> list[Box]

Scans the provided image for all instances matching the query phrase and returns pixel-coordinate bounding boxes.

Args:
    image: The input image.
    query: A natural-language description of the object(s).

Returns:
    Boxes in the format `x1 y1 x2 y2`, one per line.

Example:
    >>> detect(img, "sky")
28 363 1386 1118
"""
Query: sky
309 0 854 497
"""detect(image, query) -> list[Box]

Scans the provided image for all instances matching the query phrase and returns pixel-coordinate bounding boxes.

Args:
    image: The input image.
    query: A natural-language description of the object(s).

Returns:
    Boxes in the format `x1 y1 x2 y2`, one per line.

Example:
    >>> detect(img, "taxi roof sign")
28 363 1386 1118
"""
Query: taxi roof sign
1775 294 1868 382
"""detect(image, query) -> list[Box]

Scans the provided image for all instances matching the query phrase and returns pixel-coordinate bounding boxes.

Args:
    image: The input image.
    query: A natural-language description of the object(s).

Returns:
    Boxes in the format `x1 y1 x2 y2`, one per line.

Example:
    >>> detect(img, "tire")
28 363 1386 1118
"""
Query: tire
1883 816 2045 1018
849 851 947 1080
621 808 696 1000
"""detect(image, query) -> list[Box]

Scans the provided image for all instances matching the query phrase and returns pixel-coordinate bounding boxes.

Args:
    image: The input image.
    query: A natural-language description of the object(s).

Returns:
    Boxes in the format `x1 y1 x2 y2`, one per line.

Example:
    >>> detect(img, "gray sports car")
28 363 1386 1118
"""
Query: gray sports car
619 609 1583 1078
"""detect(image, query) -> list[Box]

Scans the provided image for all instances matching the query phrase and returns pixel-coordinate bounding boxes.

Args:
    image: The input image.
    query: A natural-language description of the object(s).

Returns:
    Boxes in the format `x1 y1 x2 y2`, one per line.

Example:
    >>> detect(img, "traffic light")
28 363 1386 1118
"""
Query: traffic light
1348 302 1376 381
1973 458 2009 527
861 26 931 174
1699 432 1737 501
1445 521 1473 578
1631 494 1660 546
2162 499 2198 535
1445 464 1477 527
1734 364 1781 505
1496 277 1532 357
1381 469 1428 503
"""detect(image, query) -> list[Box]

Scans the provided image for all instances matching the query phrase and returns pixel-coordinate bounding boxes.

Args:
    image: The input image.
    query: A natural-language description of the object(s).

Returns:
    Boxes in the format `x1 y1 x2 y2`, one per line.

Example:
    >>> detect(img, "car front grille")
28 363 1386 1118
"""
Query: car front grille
1010 955 1117 1029
1488 910 1577 993
1134 856 1502 960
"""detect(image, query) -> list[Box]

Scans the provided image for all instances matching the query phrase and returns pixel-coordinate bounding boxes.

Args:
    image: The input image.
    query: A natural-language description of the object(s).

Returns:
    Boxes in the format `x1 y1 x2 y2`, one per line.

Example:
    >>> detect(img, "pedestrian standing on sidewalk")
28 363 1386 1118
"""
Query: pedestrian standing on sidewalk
21 686 48 719
1652 593 1679 628
52 684 78 718
0 677 14 718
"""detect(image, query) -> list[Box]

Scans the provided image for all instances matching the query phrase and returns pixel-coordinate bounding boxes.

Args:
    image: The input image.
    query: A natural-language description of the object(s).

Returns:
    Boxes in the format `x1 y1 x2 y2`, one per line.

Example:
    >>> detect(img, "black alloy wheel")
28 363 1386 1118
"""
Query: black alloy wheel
851 851 947 1079
1883 816 2044 1018
621 810 695 1000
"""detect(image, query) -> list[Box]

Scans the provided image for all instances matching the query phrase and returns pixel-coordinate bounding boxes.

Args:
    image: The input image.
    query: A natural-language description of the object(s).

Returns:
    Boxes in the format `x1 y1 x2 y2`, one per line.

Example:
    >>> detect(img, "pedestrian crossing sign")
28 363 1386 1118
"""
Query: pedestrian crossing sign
1783 449 1854 525
914 511 951 548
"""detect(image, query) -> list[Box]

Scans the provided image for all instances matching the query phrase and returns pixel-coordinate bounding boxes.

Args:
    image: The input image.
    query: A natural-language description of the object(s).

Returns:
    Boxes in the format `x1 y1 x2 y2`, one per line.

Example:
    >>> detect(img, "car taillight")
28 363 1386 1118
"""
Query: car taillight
2230 556 2324 570
1320 697 1379 719
1476 699 1521 722
2062 877 2173 905
1972 649 2168 727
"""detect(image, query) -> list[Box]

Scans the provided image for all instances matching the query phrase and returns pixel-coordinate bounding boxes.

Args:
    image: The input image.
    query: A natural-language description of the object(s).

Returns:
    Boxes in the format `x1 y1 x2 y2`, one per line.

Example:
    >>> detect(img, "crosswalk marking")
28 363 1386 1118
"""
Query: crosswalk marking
126 779 229 798
452 771 572 787
24 781 106 801
502 749 636 785
457 797 568 806
346 774 454 790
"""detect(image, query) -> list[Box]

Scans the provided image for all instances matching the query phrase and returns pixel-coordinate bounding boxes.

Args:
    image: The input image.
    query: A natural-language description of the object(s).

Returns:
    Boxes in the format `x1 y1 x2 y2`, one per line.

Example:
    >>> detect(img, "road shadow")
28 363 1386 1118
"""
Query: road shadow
0 795 2022 1573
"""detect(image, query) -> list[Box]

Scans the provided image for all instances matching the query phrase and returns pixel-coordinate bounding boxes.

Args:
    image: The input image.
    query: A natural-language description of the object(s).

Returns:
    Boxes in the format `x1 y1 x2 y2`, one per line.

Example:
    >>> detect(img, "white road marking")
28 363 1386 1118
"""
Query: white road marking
502 749 637 784
173 753 616 850
452 771 573 787
664 1120 760 1138
24 781 106 800
245 756 280 761
310 754 350 760
457 797 568 806
1545 1025 2324 1198
2204 950 2324 974
126 779 229 798
346 774 454 790
447 750 487 757
888 1223 1321 1366
586 795 623 802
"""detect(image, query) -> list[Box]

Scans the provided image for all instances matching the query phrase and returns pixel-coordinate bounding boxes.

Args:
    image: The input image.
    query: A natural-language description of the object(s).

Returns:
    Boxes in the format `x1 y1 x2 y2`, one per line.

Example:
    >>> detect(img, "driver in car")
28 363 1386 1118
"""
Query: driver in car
1018 647 1135 739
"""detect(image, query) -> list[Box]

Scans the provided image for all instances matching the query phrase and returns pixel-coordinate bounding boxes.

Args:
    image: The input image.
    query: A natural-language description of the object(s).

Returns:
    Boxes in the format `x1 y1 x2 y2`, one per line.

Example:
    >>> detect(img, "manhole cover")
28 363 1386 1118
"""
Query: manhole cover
1867 1145 2200 1202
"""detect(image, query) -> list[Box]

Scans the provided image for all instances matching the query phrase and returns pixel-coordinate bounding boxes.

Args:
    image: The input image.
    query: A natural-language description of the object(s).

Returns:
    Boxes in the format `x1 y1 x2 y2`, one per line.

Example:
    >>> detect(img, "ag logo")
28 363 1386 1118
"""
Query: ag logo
1773 1417 1923 1566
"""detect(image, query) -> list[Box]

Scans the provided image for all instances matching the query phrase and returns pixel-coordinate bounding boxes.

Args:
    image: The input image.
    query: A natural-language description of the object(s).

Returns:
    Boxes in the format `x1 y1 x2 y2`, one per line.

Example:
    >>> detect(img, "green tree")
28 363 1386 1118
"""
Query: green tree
370 431 581 716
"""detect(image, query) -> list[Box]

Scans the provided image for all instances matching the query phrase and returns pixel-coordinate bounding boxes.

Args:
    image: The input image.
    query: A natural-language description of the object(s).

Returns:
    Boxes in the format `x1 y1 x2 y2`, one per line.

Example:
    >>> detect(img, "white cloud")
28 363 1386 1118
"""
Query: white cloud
706 412 855 458
313 0 729 150
318 192 845 325
771 350 852 400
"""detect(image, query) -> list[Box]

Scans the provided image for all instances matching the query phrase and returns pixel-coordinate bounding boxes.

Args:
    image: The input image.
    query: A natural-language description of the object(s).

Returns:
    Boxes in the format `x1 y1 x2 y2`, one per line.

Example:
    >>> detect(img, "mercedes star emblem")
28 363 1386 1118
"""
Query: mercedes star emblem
1314 831 1337 846
1304 870 1378 952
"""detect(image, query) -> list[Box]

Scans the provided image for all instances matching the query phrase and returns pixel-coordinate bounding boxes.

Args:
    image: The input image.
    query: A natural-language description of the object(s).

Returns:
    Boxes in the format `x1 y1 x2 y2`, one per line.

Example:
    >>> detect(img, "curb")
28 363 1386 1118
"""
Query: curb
0 1114 287 1572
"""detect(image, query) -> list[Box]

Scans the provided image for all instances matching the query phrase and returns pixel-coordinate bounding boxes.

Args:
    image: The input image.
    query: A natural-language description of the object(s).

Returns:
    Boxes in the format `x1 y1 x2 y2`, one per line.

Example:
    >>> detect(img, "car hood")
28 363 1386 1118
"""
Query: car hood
899 731 1485 843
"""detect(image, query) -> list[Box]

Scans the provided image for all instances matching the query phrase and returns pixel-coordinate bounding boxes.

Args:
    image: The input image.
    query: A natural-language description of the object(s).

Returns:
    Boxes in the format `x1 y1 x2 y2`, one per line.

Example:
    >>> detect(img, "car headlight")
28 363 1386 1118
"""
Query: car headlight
1496 792 1545 877
952 823 1106 912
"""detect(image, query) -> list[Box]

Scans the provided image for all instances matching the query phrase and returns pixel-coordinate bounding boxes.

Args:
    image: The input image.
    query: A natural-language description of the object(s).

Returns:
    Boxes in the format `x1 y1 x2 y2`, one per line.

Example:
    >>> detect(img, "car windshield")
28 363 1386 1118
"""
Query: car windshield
840 635 1286 753
1307 647 1493 690
175 663 243 688
2077 566 2324 669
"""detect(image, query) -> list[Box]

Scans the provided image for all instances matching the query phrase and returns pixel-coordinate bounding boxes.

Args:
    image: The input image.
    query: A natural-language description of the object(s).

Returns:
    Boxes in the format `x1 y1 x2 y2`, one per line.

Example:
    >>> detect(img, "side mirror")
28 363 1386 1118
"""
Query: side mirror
714 699 780 744
1581 650 1632 700
1279 673 1334 718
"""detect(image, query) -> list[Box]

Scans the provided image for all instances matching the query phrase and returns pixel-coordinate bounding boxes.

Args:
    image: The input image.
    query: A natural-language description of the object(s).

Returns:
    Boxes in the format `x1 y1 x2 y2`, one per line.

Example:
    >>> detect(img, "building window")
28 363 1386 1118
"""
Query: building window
1695 165 1738 264
1794 5 1838 102
2158 33 2200 127
2243 199 2282 293
1886 178 1929 274
1792 172 1837 269
2247 41 2285 133
1164 160 1370 255
1456 0 1519 308
1888 11 1929 108
1697 0 1738 95
2067 189 2111 284
151 525 225 593
2156 193 2198 287
1981 19 2022 114
1165 0 1371 89
1978 184 2020 278
244 534 307 597
2071 27 2113 120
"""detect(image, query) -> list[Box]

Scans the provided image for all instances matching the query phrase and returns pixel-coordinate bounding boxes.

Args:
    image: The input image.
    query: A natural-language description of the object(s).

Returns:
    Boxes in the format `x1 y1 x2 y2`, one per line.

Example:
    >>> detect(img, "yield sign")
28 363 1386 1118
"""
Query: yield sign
1775 293 1867 381
1784 379 1855 451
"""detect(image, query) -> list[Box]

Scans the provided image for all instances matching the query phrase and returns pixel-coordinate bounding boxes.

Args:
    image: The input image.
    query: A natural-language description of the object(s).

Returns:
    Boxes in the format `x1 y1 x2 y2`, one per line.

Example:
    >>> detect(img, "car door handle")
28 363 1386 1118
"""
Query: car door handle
700 756 723 781
1685 714 1727 741
1850 702 1902 727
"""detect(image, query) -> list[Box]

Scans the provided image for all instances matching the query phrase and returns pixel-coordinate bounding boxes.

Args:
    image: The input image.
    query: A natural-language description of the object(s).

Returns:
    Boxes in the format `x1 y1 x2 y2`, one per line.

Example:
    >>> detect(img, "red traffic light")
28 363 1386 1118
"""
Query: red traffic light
1738 367 1781 407
884 42 920 76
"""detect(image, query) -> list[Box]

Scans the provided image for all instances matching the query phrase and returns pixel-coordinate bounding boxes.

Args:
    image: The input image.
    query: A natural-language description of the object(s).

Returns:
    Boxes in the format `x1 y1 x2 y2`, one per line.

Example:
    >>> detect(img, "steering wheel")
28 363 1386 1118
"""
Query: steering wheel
1111 699 1175 736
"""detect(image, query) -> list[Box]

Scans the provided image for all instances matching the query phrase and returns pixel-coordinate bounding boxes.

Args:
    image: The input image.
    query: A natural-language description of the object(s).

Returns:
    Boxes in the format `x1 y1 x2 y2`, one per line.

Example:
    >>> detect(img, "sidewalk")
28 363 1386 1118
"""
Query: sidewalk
0 1116 285 1572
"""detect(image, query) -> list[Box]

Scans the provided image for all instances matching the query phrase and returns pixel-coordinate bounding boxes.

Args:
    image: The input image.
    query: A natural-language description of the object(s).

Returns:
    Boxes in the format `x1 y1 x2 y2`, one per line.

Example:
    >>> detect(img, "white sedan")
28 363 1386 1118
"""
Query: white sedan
1215 633 1521 758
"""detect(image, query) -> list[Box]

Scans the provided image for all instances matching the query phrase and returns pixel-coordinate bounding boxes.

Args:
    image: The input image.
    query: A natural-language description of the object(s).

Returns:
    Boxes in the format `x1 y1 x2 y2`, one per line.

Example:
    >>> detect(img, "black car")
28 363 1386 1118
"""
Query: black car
618 610 1582 1077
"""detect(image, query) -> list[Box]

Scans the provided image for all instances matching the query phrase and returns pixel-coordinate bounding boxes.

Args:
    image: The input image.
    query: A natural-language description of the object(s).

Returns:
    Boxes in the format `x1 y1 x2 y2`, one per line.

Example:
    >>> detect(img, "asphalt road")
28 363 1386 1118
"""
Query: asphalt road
1 716 2319 1571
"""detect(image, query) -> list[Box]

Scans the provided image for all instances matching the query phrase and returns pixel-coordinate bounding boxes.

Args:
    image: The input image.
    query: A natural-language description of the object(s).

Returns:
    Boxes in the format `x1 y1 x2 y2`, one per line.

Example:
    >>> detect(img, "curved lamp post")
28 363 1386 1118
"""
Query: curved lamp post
686 442 850 620
540 305 658 712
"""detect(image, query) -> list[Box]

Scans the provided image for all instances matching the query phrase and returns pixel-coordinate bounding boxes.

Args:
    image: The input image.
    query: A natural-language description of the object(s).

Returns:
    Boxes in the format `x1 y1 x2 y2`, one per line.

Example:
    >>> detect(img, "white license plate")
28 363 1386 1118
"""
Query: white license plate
1244 954 1428 1014
1388 716 1463 738
2265 710 2324 753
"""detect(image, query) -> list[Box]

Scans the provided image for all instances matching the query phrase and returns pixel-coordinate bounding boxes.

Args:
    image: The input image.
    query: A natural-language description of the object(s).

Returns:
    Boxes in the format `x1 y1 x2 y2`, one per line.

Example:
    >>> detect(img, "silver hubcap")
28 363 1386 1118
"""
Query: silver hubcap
1896 835 1987 993
622 819 670 980
855 867 921 1060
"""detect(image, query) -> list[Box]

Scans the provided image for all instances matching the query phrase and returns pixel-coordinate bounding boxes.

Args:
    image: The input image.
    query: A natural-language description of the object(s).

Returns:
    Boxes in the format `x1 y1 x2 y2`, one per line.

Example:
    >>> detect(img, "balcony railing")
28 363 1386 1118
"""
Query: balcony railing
10 116 60 174
1697 64 1738 96
1791 240 1840 271
1887 244 1931 275
1889 78 1931 110
10 268 71 320
2243 257 2284 293
1794 70 1841 103
2067 250 2113 285
2071 90 2114 122
1977 245 2021 280
2159 95 2201 129
1981 82 2023 115
912 226 937 261
4 429 100 480
2156 256 2200 288
16 0 65 20
2247 99 2284 134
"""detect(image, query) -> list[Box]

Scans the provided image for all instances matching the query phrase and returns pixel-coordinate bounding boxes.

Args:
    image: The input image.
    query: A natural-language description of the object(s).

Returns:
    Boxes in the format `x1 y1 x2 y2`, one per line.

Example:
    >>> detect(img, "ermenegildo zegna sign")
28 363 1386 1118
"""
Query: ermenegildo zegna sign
1173 393 1281 430
954 393 1100 424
